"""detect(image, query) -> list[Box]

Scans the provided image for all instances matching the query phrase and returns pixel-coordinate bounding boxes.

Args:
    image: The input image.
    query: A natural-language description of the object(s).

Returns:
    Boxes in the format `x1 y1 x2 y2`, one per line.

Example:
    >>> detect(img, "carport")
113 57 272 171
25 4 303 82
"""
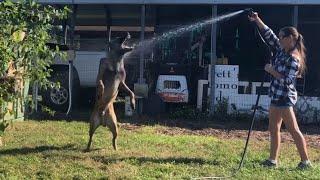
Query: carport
38 0 320 123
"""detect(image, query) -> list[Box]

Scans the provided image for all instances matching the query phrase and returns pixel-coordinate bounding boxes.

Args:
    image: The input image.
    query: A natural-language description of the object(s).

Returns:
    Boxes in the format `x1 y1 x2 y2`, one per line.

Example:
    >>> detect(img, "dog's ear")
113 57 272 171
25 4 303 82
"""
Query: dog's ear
108 37 122 51
121 32 137 51
126 32 131 40
108 33 129 49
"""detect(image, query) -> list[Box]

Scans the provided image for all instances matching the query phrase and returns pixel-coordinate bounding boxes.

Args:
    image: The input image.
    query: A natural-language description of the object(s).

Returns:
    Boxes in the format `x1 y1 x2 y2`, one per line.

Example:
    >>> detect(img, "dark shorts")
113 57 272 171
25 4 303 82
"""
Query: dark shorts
270 97 294 108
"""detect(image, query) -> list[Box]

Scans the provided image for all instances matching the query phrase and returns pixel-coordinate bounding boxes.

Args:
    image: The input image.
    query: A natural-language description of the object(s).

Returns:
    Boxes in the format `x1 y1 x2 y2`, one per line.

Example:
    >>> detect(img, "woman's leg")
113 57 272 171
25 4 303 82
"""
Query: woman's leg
269 106 283 161
282 107 309 161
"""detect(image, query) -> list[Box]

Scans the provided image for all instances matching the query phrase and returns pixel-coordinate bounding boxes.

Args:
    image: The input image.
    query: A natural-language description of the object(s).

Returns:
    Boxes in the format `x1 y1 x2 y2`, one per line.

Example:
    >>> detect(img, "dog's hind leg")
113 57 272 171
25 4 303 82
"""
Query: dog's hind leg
105 103 119 150
86 110 100 151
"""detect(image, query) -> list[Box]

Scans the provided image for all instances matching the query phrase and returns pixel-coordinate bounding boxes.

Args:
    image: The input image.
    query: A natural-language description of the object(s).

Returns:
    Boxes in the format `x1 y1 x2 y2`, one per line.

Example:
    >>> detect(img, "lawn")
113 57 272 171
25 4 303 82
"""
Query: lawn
0 120 319 179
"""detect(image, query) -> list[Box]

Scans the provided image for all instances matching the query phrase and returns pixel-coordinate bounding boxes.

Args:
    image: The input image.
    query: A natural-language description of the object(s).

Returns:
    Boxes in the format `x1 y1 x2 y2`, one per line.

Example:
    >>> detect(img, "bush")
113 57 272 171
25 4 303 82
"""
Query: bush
169 105 209 121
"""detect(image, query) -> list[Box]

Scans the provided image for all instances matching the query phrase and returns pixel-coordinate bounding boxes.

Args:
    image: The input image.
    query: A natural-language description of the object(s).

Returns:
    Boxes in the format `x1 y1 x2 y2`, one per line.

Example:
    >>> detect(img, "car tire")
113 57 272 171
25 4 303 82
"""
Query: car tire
41 67 80 112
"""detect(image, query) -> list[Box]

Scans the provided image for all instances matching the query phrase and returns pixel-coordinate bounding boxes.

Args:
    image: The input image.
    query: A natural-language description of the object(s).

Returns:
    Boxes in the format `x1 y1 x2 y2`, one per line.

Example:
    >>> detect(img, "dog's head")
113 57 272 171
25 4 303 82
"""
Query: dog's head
108 32 136 57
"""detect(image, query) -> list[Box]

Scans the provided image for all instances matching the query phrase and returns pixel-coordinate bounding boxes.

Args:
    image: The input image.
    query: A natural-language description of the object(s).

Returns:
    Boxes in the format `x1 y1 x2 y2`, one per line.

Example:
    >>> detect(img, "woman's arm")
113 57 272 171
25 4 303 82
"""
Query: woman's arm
248 12 281 51
281 57 299 85
264 64 284 79
248 13 267 31
264 58 299 85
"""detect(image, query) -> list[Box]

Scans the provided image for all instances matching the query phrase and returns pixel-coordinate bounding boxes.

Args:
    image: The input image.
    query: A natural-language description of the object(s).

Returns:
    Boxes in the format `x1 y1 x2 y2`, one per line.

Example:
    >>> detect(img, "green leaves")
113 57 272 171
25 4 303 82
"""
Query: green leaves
0 120 9 136
11 30 26 42
0 0 70 121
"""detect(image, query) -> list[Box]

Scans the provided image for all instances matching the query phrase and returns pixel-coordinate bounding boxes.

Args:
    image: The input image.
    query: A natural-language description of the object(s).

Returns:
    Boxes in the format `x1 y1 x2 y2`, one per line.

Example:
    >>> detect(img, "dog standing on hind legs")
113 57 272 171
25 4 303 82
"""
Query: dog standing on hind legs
86 33 135 151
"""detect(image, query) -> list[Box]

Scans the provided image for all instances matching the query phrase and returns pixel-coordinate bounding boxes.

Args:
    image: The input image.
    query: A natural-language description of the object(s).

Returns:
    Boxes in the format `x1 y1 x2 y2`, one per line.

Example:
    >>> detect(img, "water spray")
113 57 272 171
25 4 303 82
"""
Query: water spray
123 10 245 61
237 7 273 172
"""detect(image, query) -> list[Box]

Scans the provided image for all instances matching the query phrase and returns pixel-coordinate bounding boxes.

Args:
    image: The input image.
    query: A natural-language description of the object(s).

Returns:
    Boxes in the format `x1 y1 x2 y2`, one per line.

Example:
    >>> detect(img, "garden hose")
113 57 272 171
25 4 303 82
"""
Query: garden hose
66 60 73 115
193 9 273 179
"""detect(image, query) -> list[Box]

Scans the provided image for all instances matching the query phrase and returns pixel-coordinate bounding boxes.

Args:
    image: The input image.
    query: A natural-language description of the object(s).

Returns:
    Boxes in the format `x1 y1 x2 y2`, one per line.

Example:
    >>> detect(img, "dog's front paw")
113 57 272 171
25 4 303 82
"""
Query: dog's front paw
130 99 136 110
130 93 136 110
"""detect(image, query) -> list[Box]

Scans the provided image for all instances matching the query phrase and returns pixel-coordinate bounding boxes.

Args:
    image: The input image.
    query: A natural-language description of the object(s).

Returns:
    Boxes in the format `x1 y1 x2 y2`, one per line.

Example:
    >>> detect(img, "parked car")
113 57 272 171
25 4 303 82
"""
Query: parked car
41 51 105 111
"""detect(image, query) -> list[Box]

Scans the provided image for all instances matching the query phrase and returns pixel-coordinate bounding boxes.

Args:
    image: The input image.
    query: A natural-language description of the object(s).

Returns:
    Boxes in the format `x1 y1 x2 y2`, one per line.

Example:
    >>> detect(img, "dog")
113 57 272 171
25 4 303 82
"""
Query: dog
86 33 136 151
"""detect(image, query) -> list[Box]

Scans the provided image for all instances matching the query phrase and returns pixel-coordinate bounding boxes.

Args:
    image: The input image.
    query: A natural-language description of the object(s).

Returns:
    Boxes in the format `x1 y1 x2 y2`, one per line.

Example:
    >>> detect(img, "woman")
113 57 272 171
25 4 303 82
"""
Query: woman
248 12 312 169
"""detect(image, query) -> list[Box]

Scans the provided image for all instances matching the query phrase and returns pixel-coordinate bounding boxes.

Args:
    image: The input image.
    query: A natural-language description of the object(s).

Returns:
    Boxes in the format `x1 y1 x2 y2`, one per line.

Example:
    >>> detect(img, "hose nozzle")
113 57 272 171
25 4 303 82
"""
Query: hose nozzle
244 8 254 16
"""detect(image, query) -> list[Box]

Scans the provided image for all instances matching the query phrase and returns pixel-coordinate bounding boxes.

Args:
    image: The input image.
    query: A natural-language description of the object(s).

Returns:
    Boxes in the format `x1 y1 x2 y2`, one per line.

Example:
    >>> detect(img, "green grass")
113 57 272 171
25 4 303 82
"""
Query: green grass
0 120 319 179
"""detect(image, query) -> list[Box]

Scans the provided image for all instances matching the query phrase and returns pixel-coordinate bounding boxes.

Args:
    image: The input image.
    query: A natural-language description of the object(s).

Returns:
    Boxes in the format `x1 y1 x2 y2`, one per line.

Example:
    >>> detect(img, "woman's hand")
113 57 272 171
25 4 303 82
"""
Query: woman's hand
248 12 259 22
264 64 284 79
248 12 267 31
264 64 273 73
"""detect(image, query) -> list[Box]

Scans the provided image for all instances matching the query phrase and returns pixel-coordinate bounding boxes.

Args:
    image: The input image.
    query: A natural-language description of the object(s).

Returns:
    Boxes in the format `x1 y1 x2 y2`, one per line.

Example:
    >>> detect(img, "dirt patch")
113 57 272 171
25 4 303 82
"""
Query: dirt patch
34 108 319 149
120 123 320 149
156 127 320 148
120 123 145 131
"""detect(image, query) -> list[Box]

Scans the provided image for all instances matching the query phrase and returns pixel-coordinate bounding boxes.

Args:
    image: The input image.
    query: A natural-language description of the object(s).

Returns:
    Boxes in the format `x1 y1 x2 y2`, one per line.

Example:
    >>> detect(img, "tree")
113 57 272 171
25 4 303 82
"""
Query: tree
0 0 70 141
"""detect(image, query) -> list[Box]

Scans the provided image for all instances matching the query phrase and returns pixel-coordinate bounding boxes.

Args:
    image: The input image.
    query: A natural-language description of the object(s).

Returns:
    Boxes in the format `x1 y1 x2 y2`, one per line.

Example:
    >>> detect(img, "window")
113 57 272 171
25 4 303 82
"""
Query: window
217 5 293 82
298 6 320 96
164 80 181 89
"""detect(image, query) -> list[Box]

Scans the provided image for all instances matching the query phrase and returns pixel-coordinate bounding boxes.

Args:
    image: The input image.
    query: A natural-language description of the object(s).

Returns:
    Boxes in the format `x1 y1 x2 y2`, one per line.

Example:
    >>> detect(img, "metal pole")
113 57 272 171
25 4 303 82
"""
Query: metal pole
210 5 218 114
292 5 306 95
66 4 77 115
139 4 146 84
71 5 77 47
32 82 38 112
293 5 298 28
105 5 111 51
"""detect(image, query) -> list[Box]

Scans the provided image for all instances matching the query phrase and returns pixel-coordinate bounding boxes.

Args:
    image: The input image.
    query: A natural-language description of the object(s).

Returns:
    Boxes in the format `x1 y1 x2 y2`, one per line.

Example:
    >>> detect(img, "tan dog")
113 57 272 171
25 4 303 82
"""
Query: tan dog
86 33 135 151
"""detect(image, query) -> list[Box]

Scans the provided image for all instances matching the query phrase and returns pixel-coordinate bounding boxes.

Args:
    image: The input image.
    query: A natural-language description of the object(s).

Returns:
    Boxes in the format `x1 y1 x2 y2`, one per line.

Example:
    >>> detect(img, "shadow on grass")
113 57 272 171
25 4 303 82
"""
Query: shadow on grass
28 102 320 136
92 156 220 166
0 144 77 155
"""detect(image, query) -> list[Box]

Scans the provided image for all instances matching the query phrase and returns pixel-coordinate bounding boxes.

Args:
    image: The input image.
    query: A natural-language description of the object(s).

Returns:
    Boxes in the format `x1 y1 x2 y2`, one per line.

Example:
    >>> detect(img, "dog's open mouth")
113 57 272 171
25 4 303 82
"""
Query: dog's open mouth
121 43 135 50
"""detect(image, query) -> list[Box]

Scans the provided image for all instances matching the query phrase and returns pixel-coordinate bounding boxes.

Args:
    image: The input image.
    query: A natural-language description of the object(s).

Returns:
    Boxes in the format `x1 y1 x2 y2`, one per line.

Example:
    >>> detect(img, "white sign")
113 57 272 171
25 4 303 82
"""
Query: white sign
210 65 320 124
214 65 238 104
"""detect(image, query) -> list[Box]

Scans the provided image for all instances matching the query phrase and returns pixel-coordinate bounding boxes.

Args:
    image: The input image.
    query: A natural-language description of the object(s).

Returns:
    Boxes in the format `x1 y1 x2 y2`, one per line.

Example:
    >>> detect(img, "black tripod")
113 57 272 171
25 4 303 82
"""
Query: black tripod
193 9 274 179
237 23 274 171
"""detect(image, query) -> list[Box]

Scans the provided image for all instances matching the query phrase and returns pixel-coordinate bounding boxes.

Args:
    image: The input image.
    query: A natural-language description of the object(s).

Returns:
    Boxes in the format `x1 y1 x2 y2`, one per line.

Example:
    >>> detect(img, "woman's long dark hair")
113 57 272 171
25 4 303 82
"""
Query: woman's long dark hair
280 26 307 76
